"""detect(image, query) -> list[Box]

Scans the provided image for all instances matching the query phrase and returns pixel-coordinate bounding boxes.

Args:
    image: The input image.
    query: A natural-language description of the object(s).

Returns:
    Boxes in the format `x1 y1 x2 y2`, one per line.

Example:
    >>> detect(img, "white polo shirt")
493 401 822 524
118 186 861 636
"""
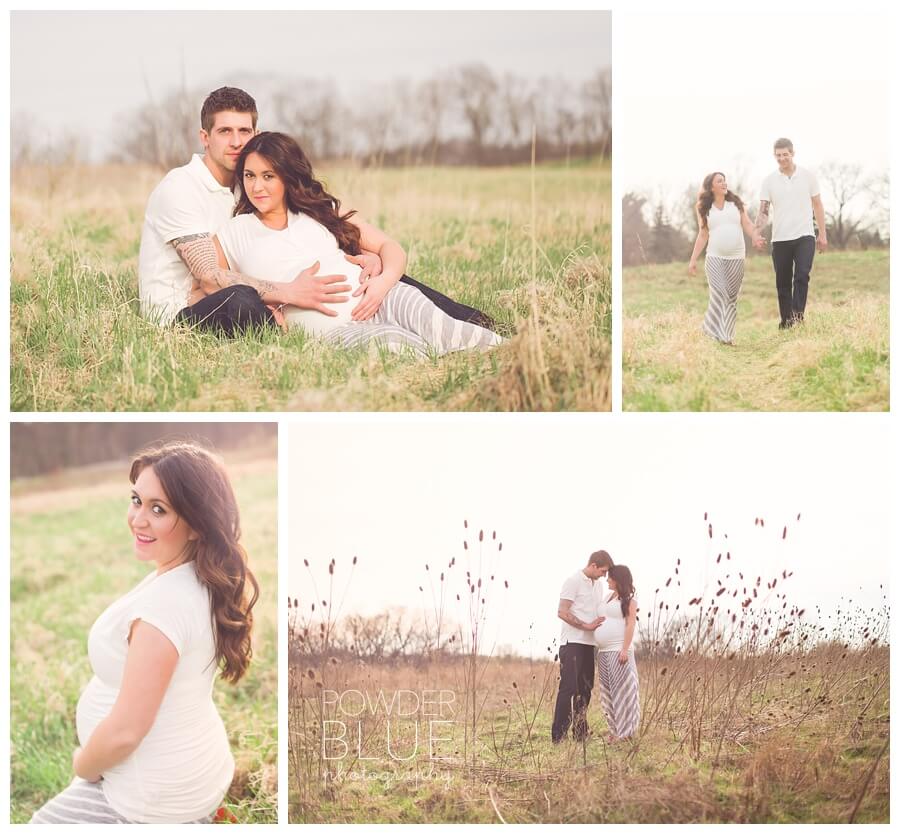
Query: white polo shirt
759 166 820 243
137 155 236 324
559 569 599 646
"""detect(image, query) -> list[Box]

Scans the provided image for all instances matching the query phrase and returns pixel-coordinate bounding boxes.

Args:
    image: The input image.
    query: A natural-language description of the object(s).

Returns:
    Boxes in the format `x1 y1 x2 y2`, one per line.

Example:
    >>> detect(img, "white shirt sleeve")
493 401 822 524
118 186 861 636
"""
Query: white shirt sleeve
559 574 579 602
808 170 820 198
129 579 195 655
149 176 213 244
759 175 771 202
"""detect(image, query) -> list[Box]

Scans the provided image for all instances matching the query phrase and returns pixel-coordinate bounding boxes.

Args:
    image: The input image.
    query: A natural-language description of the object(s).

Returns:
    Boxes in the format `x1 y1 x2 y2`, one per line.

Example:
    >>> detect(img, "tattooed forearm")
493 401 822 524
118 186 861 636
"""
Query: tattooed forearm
172 234 278 300
755 200 770 230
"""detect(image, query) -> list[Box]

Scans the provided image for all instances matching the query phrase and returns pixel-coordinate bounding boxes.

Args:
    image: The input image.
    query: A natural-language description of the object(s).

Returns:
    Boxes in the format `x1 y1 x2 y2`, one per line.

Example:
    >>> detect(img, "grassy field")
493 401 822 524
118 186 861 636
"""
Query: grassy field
623 250 889 411
289 646 889 823
11 159 610 411
10 447 277 823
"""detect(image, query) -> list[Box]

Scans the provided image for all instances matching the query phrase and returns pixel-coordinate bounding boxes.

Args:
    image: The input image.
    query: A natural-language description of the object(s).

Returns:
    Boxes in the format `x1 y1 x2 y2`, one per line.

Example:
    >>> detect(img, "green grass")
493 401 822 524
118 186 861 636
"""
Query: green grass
623 249 889 411
10 454 277 823
11 161 611 411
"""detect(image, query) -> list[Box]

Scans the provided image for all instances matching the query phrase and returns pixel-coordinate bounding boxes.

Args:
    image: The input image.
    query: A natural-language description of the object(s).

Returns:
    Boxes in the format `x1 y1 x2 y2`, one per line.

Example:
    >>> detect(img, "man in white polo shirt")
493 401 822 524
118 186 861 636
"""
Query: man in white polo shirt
138 86 497 335
755 138 828 329
551 549 613 743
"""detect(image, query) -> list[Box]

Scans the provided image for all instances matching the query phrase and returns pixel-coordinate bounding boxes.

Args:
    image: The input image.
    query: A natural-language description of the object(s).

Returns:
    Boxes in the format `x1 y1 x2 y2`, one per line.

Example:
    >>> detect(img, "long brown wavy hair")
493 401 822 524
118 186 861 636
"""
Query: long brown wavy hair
129 442 259 684
696 171 745 231
608 564 635 619
233 131 362 254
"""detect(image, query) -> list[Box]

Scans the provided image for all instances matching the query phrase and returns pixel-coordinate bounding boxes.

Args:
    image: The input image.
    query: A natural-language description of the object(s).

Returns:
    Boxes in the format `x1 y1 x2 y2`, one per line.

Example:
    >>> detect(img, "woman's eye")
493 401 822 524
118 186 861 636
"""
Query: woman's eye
131 495 140 506
152 505 165 516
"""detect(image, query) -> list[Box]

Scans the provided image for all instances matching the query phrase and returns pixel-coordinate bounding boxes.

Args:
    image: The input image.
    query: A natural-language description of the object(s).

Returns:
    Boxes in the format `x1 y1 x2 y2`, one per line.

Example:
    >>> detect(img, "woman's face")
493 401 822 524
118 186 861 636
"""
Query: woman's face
607 575 618 594
711 174 728 197
242 152 286 214
128 465 196 573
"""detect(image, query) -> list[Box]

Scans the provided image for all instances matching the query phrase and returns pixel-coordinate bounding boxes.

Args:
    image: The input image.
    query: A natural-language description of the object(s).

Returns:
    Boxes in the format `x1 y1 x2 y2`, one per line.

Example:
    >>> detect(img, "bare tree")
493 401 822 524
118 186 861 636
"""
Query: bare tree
581 67 612 157
454 63 498 163
818 161 872 249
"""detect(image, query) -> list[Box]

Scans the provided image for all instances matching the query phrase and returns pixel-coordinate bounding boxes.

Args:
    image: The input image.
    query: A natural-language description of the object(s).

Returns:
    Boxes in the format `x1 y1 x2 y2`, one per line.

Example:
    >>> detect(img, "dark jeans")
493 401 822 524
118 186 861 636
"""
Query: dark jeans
772 236 815 325
175 275 496 336
551 642 596 742
176 285 273 336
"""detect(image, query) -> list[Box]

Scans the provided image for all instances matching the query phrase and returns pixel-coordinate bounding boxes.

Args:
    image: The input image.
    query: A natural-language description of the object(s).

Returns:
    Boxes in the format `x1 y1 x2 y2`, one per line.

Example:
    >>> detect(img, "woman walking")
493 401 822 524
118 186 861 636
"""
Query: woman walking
30 442 258 823
688 172 763 345
595 564 640 742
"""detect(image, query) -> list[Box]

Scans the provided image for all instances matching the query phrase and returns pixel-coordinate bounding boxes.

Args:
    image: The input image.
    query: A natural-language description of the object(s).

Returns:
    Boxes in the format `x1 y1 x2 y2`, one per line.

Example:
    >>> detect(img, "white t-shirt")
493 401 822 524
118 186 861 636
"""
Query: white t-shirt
594 593 636 652
75 562 234 823
558 570 598 646
216 211 363 336
137 155 236 324
759 166 820 243
706 200 745 259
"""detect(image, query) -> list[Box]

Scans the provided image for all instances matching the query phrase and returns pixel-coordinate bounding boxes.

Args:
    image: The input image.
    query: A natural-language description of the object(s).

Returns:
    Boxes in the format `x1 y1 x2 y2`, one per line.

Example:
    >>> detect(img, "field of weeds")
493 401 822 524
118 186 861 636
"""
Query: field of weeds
289 525 889 823
9 447 278 823
623 249 889 411
11 159 610 412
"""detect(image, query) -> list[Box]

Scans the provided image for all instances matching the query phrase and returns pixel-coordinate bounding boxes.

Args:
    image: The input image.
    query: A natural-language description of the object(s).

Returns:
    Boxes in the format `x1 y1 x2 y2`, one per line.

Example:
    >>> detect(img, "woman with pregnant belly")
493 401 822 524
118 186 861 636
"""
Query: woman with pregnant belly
213 132 503 356
688 172 764 345
594 564 640 743
30 442 258 824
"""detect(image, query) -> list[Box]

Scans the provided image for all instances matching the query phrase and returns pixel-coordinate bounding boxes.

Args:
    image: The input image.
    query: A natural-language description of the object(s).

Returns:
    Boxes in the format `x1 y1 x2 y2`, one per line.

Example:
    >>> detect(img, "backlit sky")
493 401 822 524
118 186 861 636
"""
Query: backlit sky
287 417 891 658
11 10 610 161
621 10 891 200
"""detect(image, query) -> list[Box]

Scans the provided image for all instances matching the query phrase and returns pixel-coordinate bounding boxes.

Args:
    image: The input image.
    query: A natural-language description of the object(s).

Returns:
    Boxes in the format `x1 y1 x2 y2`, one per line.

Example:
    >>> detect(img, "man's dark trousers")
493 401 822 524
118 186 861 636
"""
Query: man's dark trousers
551 642 595 742
772 235 815 325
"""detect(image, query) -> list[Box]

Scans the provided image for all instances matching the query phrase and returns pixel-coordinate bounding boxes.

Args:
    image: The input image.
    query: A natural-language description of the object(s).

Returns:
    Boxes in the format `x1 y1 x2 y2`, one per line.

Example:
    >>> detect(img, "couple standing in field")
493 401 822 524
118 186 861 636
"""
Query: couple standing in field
137 86 504 356
688 138 828 345
552 550 640 744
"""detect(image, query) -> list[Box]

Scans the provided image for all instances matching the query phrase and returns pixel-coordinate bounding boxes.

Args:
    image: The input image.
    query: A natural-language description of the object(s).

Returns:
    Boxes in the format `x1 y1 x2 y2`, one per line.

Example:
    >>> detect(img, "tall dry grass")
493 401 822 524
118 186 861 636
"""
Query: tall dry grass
289 518 889 822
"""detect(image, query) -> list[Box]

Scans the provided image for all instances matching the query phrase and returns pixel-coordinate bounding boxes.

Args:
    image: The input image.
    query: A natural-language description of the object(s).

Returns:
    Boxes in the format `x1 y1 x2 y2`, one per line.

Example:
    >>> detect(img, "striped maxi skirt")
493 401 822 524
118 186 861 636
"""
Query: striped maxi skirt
597 650 641 739
29 777 213 824
702 255 744 344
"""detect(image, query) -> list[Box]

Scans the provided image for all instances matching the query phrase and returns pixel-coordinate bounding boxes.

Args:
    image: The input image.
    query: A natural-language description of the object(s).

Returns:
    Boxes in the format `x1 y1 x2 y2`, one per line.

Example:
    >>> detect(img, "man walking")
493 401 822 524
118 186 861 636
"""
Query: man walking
755 138 828 328
551 550 613 743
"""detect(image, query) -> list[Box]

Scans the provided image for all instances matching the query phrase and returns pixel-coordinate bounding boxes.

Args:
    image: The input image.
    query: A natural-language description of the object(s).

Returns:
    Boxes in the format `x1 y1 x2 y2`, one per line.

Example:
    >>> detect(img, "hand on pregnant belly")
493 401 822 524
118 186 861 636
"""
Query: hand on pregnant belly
289 261 352 316
351 274 392 321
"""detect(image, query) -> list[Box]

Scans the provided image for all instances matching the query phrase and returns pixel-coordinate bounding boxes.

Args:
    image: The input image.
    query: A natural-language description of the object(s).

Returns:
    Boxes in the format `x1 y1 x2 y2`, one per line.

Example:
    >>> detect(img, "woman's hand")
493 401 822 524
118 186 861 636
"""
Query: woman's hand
617 649 629 665
265 303 287 331
345 251 383 282
351 274 392 321
73 747 102 783
688 260 697 276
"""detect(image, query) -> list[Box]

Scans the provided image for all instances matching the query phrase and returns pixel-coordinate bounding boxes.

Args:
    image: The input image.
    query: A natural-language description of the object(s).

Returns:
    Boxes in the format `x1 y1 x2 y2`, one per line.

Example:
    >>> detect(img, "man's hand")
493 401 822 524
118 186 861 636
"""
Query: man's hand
73 747 101 783
752 234 766 250
817 234 828 253
286 261 351 315
345 251 383 282
585 616 606 630
351 274 392 321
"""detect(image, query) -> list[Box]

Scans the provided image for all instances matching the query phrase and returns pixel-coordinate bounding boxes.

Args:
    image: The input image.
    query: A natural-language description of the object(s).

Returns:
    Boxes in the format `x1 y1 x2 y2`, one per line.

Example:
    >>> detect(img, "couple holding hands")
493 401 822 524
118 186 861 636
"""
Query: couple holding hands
688 138 828 345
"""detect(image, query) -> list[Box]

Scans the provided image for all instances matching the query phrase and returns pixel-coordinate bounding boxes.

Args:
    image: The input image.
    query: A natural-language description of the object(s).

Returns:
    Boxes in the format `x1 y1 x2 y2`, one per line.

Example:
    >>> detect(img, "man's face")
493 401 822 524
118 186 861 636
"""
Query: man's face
774 146 794 172
586 563 609 580
200 110 256 176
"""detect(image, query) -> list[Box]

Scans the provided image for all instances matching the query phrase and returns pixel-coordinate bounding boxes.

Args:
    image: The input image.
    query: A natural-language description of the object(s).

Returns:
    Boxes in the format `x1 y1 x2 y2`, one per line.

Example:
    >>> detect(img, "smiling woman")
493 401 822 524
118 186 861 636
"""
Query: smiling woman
26 442 260 824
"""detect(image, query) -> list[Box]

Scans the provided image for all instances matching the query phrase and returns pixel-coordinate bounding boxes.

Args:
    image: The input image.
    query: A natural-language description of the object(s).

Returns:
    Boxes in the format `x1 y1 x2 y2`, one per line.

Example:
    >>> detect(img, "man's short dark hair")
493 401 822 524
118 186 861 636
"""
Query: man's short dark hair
587 550 613 568
773 137 794 152
201 87 258 133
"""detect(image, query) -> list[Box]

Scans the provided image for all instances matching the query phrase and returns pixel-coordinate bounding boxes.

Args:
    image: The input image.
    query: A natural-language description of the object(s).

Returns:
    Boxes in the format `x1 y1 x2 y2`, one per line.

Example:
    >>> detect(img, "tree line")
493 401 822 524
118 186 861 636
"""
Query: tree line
12 64 610 171
623 164 890 267
10 423 276 478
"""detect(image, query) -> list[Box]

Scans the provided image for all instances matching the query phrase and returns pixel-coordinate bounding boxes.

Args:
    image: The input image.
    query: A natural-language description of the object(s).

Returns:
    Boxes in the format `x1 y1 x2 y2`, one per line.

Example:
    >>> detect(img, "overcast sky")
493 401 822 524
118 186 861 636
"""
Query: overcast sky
287 417 891 658
11 10 610 160
621 10 891 200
